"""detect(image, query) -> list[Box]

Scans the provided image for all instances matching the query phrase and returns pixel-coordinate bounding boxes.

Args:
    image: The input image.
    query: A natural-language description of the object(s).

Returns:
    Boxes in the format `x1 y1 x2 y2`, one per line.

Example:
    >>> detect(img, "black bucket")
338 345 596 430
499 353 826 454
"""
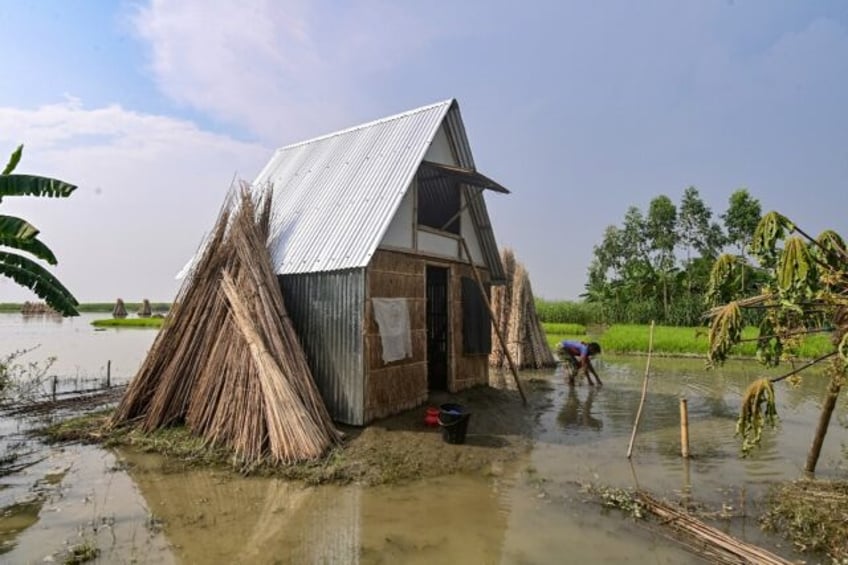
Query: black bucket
438 403 471 445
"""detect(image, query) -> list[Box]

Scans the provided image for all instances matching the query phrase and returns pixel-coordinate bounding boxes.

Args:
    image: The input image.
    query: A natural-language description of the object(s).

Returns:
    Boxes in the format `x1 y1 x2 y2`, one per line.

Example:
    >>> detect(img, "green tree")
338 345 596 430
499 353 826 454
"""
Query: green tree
678 187 724 323
721 189 762 296
646 195 678 320
678 186 724 262
585 226 625 320
706 211 847 472
0 145 79 316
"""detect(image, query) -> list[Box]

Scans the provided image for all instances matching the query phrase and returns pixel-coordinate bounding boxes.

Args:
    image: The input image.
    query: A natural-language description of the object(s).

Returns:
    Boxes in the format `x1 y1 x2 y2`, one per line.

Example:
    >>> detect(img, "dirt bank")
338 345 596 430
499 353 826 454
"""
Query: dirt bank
42 378 555 486
307 380 552 485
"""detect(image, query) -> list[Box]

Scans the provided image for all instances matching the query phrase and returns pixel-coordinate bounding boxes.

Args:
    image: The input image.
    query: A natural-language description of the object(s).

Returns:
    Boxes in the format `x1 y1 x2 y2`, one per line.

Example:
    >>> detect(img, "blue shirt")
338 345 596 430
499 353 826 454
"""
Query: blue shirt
560 340 589 358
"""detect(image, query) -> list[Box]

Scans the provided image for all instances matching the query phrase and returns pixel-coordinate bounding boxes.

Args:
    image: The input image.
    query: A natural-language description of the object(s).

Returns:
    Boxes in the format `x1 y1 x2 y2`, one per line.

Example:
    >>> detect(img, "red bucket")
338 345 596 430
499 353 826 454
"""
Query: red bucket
424 406 440 427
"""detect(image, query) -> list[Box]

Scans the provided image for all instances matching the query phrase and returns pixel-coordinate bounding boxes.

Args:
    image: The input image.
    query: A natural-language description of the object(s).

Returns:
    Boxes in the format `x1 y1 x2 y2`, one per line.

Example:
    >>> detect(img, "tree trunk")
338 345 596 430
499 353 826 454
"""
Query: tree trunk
804 376 842 475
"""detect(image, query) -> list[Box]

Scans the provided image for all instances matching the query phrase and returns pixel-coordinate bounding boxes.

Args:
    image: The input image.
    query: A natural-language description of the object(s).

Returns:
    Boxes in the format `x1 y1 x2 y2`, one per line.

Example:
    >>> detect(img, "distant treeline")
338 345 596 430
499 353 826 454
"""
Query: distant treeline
0 302 171 313
584 188 764 326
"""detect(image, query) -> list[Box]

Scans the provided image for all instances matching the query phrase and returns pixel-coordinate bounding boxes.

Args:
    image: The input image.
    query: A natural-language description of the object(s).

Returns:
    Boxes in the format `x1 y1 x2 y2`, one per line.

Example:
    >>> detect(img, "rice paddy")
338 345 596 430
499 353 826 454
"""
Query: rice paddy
542 322 833 359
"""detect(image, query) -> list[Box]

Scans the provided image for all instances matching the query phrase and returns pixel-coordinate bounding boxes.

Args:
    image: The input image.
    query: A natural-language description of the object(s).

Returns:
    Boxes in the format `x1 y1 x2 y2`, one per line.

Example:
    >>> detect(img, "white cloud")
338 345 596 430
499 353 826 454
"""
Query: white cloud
132 0 446 143
0 100 270 302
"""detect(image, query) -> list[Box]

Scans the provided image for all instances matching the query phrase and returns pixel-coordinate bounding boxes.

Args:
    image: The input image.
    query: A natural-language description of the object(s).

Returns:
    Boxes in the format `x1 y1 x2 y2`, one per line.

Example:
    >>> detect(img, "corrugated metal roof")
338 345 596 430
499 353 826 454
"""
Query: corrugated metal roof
255 99 505 281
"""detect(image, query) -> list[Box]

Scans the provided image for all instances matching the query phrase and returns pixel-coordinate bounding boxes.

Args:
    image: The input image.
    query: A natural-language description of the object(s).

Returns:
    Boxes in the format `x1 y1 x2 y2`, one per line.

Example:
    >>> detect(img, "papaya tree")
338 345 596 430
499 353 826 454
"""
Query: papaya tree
0 145 79 316
705 211 847 473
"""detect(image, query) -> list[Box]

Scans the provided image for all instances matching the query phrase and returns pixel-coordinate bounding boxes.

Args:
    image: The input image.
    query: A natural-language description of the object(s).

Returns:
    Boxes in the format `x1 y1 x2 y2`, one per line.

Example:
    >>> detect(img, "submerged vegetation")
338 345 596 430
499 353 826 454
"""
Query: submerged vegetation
91 318 164 328
761 480 848 562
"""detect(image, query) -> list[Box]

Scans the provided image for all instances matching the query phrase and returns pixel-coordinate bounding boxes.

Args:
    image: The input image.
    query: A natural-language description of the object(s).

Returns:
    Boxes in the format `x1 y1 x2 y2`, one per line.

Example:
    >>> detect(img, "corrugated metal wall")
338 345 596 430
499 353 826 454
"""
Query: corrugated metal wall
279 269 366 425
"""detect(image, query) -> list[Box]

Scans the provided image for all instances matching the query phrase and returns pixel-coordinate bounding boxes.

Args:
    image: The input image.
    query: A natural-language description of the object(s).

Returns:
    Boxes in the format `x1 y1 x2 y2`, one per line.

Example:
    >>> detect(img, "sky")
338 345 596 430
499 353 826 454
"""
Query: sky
1 0 847 303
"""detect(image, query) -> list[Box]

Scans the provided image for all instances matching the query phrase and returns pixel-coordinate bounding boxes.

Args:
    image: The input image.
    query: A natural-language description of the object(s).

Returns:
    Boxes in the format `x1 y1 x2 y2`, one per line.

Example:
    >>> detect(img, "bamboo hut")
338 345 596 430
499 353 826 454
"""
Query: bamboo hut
489 249 556 371
174 99 512 426
112 188 341 465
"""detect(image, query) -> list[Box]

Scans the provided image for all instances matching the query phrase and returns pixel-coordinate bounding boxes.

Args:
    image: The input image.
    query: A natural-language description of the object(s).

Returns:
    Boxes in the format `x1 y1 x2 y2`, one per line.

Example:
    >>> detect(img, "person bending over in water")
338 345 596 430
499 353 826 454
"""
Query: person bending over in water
557 340 602 387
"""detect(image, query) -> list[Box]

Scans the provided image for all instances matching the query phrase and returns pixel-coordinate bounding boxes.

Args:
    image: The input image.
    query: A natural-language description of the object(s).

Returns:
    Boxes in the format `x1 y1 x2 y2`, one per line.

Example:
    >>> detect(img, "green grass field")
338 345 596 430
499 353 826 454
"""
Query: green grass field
91 318 165 328
543 322 832 359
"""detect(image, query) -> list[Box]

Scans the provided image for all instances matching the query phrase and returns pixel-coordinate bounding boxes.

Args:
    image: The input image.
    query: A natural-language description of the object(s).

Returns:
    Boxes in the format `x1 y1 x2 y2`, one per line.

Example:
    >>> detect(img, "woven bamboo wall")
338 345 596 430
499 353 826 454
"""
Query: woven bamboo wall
450 262 491 392
364 249 493 421
364 250 427 422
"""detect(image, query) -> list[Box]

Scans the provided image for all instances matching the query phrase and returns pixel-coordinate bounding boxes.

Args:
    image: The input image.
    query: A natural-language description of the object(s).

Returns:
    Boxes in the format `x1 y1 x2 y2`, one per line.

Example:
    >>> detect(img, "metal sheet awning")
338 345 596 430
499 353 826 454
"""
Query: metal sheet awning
418 160 511 194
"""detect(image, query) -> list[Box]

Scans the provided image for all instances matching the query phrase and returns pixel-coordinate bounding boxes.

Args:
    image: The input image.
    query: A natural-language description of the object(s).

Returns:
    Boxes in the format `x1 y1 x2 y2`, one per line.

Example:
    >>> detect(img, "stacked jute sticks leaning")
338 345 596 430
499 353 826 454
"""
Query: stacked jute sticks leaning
110 185 341 466
489 248 556 370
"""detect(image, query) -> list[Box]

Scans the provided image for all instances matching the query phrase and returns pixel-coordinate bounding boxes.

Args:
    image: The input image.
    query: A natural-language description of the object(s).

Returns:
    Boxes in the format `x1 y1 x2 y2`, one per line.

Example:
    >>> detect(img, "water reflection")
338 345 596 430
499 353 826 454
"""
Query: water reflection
1 313 847 563
120 450 510 564
557 386 602 432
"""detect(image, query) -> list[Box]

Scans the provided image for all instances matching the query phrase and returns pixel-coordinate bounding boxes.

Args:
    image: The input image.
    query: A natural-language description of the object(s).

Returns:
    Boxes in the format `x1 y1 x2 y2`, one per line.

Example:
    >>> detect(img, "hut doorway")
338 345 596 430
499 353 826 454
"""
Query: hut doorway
426 265 449 390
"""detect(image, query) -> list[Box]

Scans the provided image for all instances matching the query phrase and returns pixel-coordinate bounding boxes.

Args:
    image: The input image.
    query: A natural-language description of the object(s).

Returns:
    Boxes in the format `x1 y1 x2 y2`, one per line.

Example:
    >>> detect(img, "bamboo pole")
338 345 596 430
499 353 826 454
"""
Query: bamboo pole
626 321 655 458
459 237 526 405
804 376 842 475
679 397 690 458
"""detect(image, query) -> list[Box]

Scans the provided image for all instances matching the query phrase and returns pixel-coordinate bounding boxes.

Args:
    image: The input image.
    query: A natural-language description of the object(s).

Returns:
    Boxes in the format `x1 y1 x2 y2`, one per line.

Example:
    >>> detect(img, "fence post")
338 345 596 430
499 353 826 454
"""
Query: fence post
106 360 111 389
680 397 690 458
51 375 58 401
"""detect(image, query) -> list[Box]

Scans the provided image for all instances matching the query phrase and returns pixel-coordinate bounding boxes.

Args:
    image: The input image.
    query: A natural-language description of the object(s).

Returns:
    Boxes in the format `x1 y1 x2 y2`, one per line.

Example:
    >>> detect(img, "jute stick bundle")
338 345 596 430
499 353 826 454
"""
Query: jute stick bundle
111 185 340 465
490 248 556 370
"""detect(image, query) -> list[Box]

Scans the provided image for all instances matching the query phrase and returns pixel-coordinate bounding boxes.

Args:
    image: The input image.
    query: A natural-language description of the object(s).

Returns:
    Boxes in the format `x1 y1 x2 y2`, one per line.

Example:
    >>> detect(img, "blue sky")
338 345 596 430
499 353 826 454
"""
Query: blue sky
1 0 847 302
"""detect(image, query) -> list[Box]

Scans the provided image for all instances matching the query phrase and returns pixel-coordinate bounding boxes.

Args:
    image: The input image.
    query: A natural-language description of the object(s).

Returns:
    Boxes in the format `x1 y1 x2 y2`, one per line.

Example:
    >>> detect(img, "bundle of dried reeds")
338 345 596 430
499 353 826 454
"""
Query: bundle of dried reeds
636 491 791 565
489 248 556 370
111 185 340 465
113 298 127 319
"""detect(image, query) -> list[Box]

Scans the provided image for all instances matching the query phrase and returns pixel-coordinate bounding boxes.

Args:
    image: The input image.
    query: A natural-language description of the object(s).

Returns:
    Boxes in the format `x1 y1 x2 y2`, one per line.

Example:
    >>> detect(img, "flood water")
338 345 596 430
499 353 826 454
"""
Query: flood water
1 313 846 563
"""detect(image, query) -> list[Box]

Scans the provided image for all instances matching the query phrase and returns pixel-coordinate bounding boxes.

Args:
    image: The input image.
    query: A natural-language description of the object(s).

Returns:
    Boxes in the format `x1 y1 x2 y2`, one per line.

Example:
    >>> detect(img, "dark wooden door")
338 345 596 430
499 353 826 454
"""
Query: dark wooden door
426 266 449 390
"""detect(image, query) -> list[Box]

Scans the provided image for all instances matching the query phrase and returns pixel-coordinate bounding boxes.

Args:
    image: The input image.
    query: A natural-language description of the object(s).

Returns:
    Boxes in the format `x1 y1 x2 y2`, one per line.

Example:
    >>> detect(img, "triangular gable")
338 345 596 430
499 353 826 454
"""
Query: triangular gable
254 99 505 282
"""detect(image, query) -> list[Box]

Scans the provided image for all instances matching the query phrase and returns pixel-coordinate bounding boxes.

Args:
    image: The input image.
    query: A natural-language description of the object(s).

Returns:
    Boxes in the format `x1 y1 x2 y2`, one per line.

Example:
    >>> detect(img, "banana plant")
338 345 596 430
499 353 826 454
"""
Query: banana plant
0 145 79 316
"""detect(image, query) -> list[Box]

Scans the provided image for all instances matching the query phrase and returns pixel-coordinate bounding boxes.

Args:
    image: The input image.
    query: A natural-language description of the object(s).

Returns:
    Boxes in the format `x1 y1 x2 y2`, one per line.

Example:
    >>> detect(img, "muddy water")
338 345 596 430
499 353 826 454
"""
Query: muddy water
1 314 846 563
0 313 156 387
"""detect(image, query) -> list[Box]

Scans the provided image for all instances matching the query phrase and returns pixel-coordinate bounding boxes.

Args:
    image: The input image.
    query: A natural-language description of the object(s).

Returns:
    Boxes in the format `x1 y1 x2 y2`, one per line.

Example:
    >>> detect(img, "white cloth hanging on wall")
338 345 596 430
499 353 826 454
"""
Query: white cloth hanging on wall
372 298 413 363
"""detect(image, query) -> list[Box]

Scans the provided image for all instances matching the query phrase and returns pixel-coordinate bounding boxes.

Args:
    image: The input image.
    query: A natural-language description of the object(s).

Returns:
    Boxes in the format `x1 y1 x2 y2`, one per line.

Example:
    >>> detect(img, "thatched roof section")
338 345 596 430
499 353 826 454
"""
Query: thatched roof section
489 249 556 371
111 186 341 466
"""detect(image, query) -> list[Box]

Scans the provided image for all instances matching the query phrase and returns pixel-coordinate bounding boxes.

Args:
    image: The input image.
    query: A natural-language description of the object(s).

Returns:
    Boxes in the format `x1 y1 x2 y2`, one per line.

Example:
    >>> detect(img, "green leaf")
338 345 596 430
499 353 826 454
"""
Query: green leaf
0 214 39 240
0 235 58 265
0 174 77 202
2 145 23 175
0 251 78 316
751 211 790 267
0 215 57 264
815 230 847 267
777 236 814 295
706 253 736 306
708 301 743 365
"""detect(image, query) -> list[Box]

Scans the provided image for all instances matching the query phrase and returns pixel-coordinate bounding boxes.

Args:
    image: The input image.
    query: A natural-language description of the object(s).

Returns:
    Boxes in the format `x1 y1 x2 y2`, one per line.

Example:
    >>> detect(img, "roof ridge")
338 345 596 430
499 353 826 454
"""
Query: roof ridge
277 99 455 151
